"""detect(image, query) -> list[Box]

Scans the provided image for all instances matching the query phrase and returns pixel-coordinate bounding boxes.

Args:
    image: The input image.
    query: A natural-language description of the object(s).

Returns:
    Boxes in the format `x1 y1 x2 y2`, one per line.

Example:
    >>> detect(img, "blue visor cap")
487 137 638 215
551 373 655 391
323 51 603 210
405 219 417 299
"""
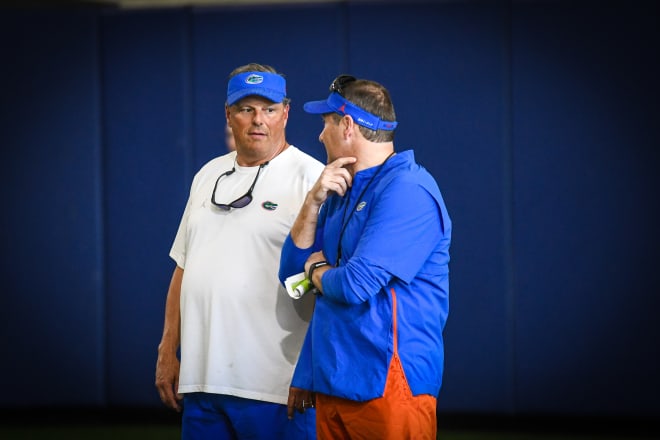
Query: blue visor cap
303 92 398 131
227 72 287 105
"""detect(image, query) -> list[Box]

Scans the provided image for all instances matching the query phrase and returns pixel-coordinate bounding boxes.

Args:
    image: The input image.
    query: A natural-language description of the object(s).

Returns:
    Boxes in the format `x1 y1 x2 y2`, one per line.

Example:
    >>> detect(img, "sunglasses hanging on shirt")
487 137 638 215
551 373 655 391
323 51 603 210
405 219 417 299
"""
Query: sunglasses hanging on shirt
210 161 268 210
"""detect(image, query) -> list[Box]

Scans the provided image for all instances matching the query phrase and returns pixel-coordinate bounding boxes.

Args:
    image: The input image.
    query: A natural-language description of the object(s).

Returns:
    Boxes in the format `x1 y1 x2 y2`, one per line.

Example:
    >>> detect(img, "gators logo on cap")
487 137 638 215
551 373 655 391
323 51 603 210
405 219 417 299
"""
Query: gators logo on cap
245 74 264 84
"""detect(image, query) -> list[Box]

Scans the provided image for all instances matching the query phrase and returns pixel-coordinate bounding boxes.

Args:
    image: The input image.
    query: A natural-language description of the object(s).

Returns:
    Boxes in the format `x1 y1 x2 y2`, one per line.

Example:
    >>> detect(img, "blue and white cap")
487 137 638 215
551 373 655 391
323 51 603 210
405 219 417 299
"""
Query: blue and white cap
303 92 398 131
227 71 287 105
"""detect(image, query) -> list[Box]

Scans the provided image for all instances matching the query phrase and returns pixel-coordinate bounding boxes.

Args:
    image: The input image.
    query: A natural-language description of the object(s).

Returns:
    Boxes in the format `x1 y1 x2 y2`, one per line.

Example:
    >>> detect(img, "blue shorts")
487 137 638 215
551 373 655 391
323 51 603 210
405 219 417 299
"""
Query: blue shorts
182 392 316 440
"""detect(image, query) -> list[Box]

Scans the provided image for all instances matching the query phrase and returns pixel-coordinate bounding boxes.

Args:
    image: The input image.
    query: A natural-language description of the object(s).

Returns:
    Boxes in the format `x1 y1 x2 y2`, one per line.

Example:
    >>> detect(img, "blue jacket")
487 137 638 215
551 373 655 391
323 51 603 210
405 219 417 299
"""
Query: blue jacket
279 150 451 401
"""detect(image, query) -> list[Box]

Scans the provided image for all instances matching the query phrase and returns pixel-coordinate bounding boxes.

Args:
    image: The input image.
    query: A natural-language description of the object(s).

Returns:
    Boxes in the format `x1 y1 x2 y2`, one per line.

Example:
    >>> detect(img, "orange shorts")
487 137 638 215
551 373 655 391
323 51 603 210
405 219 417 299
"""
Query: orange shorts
315 354 437 440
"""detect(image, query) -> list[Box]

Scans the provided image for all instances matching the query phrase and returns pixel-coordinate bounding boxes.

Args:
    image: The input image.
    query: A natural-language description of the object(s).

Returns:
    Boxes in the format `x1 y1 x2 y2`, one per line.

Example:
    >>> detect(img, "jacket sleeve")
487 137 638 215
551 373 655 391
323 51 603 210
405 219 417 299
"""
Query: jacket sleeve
321 179 444 304
278 233 313 285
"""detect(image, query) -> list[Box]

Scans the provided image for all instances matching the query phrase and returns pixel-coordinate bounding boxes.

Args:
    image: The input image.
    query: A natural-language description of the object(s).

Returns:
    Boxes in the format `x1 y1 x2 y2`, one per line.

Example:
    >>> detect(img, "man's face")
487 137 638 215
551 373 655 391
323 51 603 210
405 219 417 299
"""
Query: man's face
319 113 348 163
227 96 289 157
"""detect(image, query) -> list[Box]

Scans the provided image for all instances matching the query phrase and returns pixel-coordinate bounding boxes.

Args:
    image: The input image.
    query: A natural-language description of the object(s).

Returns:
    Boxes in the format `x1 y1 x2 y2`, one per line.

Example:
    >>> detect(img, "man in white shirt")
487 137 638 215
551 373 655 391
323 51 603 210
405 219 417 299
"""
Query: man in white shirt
155 63 323 440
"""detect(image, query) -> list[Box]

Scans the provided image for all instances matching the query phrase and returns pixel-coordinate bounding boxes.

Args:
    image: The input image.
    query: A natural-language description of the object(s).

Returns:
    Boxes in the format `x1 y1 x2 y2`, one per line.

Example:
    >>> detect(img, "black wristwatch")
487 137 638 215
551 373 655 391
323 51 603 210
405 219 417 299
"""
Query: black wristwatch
308 261 329 288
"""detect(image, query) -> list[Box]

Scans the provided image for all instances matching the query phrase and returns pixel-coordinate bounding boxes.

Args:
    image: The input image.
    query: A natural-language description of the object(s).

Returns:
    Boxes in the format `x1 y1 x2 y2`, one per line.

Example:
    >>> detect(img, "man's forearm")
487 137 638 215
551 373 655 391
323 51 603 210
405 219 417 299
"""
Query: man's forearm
158 266 183 354
290 193 322 249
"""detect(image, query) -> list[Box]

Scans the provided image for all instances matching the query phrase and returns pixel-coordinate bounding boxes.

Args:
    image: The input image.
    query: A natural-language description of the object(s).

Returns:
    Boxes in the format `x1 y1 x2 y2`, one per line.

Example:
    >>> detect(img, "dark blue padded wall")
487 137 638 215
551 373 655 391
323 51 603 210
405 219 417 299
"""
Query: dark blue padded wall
101 9 191 405
0 0 658 419
0 10 104 406
512 2 660 415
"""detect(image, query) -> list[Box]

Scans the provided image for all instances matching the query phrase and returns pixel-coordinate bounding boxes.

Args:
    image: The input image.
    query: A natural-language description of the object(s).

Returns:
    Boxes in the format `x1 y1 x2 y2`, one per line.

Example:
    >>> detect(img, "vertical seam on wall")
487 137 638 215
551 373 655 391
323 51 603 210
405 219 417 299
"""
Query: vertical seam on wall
95 9 108 406
340 0 351 72
501 0 517 415
184 7 194 189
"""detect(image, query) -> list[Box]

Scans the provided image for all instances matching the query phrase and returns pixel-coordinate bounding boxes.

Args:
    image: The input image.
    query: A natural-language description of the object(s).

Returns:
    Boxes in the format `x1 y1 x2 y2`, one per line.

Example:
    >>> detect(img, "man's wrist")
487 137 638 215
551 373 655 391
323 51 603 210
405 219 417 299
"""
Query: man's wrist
308 261 329 288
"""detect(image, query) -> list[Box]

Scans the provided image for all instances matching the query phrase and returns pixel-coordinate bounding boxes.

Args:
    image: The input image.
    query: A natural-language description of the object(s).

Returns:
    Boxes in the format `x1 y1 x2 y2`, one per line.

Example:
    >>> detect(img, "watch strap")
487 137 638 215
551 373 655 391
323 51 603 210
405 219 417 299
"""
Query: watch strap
308 261 329 288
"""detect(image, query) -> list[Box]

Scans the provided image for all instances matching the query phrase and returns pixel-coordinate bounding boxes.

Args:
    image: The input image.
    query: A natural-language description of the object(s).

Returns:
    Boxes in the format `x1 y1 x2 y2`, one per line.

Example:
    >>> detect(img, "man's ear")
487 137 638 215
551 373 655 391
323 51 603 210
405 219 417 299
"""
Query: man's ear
342 114 355 139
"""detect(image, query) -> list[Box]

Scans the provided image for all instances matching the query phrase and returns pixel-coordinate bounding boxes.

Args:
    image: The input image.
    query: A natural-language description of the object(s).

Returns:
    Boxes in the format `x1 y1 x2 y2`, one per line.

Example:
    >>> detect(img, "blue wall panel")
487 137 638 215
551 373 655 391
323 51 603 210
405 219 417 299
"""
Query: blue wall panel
512 1 660 415
0 10 104 406
101 9 190 406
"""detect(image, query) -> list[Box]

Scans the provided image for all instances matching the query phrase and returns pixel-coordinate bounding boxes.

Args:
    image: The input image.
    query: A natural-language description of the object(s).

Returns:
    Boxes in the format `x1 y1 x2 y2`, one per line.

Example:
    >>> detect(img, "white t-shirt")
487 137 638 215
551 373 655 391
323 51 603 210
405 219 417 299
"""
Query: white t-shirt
170 146 324 404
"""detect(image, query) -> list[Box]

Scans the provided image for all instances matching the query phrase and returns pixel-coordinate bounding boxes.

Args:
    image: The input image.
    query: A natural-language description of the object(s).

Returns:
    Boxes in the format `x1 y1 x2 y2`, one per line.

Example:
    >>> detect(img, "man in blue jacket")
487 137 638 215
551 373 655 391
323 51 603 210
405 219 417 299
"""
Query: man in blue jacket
279 74 452 439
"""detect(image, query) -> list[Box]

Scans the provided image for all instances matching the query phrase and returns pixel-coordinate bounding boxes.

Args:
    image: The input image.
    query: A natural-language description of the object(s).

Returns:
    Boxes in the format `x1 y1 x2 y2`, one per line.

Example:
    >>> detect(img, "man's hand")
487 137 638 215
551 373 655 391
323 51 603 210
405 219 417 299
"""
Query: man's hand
308 156 357 205
290 156 357 250
155 350 183 412
287 386 315 419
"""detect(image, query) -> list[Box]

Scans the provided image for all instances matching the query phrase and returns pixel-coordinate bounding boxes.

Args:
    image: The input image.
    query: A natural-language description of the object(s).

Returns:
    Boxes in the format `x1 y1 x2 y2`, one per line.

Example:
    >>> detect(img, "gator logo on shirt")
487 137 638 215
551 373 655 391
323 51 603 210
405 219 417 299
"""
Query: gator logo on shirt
356 201 367 212
262 201 278 211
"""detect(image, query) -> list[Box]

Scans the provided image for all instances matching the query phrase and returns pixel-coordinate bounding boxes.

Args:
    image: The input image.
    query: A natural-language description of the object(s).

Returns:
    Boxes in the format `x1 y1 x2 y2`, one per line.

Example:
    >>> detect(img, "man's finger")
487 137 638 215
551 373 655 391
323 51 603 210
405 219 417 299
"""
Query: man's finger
327 156 357 168
287 393 296 419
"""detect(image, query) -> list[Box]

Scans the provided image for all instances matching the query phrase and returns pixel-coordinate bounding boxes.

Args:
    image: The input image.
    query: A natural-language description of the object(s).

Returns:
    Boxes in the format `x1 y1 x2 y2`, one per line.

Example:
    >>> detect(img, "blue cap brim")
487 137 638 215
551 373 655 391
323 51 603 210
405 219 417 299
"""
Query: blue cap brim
228 87 285 106
303 99 334 114
303 92 398 131
227 72 287 106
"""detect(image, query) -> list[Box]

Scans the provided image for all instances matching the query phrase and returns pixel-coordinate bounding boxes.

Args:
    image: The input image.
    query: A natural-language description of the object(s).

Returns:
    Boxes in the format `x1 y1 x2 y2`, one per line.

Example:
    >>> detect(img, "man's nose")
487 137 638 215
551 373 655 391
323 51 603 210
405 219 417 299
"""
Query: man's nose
252 109 265 125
